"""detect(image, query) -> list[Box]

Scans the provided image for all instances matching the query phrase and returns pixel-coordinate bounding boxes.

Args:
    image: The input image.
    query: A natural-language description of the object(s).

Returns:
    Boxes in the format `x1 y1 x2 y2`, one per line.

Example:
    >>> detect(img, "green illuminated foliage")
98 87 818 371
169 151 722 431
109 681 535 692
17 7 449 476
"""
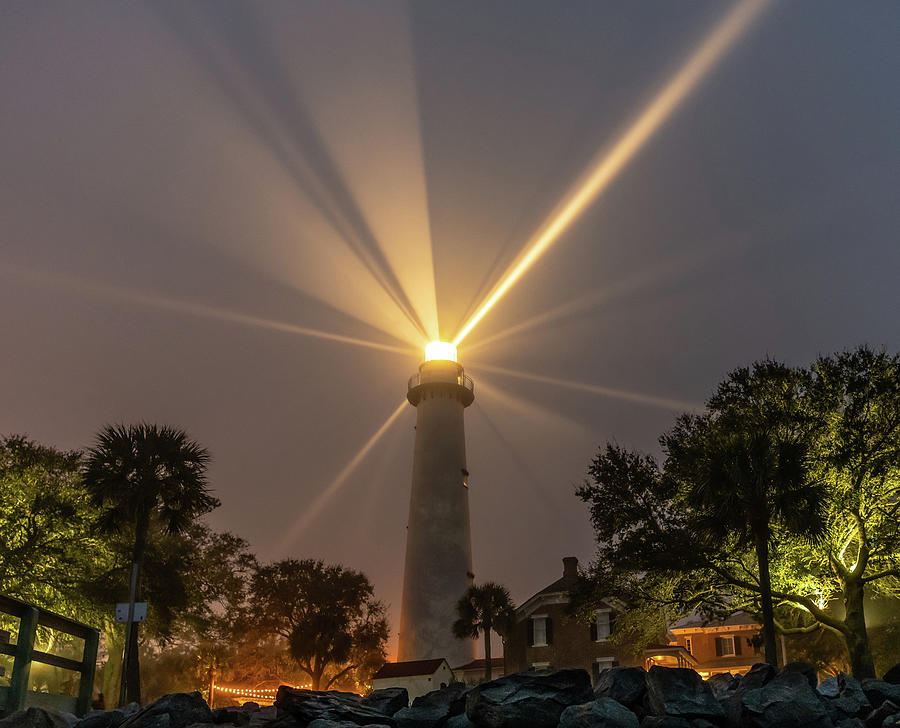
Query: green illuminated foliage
0 436 109 625
575 346 900 679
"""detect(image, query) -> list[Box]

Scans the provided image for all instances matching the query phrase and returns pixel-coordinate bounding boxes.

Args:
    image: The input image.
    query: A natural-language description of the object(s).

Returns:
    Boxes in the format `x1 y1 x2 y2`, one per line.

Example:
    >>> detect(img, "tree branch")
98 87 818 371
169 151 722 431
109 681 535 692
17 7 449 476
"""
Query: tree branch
324 663 357 690
861 568 900 584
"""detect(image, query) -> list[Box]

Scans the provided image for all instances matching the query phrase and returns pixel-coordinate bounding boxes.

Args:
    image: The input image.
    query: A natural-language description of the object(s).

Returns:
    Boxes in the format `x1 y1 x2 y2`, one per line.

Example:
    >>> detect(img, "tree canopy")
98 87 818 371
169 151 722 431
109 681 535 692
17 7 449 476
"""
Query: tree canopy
251 559 389 691
0 435 108 623
575 346 900 678
82 423 217 704
453 582 514 682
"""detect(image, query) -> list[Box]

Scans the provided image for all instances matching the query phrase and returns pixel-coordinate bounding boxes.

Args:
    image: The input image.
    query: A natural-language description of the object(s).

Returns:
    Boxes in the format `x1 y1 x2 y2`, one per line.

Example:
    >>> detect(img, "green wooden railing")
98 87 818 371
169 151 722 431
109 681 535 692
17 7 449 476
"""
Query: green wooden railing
0 593 99 717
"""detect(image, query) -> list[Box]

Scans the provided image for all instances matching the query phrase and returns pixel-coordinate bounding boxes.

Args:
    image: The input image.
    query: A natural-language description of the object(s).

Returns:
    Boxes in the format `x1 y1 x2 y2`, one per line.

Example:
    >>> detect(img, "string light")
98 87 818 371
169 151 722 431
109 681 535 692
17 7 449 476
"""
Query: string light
211 683 314 702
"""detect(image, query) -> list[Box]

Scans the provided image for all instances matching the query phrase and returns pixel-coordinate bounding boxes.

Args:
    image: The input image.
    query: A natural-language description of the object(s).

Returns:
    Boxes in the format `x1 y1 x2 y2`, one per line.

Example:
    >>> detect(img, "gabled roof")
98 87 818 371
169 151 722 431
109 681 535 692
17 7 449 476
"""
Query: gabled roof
455 657 504 671
669 611 759 631
372 658 449 680
534 571 579 598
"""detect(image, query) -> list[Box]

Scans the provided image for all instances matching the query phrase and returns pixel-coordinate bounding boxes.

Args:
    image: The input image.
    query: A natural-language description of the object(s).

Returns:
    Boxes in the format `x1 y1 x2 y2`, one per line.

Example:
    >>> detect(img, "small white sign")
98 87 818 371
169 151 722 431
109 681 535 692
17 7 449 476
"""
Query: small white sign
115 603 148 623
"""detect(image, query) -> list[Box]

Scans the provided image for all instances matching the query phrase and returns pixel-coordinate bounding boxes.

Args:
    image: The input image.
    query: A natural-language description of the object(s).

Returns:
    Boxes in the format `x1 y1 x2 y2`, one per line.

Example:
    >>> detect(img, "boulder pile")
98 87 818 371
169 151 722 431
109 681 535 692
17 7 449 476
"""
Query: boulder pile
3 663 900 728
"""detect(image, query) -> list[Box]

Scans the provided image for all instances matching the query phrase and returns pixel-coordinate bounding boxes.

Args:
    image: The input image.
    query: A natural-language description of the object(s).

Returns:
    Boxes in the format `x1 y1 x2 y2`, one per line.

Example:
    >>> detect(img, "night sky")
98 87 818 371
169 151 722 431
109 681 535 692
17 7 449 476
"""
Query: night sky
2 1 898 658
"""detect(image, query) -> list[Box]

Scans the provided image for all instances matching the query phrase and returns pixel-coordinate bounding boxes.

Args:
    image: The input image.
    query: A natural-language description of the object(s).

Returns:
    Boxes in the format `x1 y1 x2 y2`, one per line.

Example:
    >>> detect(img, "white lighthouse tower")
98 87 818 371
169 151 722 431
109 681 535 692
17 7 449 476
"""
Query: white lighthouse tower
397 341 477 666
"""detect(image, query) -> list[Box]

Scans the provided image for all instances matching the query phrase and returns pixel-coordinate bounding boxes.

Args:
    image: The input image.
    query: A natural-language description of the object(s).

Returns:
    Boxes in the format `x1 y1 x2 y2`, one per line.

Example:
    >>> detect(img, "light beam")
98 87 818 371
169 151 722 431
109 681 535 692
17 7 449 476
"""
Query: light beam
453 0 771 346
0 263 413 356
463 248 719 354
279 400 408 549
471 362 702 412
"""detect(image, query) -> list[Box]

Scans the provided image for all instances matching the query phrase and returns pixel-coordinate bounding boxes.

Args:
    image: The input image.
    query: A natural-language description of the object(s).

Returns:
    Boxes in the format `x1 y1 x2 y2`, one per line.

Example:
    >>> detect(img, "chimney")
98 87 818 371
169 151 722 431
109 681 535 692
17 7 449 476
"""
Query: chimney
562 556 579 579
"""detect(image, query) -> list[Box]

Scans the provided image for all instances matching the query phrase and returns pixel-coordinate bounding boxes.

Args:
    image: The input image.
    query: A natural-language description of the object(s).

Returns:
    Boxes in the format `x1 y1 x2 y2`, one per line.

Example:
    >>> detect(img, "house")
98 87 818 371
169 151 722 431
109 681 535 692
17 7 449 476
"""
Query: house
454 657 505 686
666 611 762 677
371 658 455 701
504 557 639 682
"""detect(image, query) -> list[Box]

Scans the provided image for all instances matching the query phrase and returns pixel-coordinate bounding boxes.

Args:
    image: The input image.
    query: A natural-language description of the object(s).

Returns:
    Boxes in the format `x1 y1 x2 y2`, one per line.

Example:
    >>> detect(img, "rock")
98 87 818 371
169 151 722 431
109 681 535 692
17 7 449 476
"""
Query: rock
883 667 900 687
307 722 391 728
559 697 639 728
594 668 648 711
394 683 468 728
275 687 394 727
742 664 778 691
740 671 832 728
360 688 408 717
240 706 259 714
706 674 738 700
865 701 899 728
780 663 820 690
210 708 248 726
76 710 127 728
818 674 872 719
834 720 864 728
465 669 593 728
820 678 842 699
862 682 900 710
836 674 872 717
691 721 718 728
881 714 900 728
0 707 75 728
445 716 477 728
639 718 691 728
119 693 213 728
645 667 725 721
719 664 779 727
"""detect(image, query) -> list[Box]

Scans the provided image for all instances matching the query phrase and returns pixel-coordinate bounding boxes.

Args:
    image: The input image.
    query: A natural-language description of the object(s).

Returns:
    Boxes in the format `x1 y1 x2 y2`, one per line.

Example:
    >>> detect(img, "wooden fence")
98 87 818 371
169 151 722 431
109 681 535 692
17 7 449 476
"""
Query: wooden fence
0 593 99 716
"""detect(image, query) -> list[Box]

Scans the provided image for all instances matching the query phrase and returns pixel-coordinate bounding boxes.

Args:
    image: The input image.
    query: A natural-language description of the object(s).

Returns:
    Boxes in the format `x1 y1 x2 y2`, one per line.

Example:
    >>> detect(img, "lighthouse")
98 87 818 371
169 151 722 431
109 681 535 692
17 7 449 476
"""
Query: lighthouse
397 341 477 666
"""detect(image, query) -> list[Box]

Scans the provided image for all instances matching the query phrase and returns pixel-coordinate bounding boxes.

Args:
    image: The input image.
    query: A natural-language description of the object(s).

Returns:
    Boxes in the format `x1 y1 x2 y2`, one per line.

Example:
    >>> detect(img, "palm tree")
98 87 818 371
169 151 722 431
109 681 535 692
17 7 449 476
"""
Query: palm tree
452 583 514 683
664 361 825 667
82 423 217 705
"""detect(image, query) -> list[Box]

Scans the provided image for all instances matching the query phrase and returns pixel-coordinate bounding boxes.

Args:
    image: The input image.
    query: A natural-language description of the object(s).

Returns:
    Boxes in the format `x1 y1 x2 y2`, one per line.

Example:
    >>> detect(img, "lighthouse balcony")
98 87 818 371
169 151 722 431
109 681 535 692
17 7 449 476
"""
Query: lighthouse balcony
407 369 474 407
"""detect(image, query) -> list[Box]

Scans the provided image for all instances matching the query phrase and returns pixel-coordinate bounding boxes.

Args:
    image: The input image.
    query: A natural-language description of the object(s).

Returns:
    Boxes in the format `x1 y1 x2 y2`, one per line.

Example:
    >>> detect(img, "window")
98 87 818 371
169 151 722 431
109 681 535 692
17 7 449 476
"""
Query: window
462 468 469 488
592 658 615 684
532 617 547 646
591 611 611 642
528 615 552 647
685 638 692 655
715 636 737 656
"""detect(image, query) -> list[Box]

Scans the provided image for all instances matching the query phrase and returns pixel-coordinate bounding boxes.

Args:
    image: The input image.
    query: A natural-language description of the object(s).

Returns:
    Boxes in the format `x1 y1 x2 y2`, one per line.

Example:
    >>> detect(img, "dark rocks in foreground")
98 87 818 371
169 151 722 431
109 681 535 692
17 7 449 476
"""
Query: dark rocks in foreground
6 661 900 728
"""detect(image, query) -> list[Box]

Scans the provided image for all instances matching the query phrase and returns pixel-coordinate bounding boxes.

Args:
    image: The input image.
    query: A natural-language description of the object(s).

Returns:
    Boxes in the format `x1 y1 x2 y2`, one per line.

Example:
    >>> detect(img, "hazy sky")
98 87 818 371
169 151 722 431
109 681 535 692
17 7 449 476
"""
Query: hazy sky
2 1 898 658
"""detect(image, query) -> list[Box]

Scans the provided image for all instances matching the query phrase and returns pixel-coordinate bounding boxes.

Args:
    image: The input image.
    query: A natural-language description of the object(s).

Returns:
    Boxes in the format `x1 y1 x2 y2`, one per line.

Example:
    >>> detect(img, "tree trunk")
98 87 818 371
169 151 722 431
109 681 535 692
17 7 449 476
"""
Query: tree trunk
483 627 492 683
124 511 149 705
125 621 141 704
843 575 875 679
311 656 322 691
754 530 779 667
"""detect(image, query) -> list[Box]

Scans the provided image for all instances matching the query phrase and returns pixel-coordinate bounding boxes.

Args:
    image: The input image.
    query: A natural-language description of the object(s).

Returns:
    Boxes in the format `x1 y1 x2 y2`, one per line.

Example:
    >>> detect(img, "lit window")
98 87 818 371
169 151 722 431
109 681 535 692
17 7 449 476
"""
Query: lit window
462 468 469 488
715 636 736 656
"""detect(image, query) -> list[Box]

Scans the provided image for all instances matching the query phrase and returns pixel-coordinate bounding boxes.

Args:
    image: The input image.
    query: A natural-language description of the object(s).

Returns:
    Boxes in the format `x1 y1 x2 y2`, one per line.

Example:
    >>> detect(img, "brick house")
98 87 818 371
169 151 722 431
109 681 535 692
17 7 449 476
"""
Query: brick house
504 557 639 682
665 611 762 676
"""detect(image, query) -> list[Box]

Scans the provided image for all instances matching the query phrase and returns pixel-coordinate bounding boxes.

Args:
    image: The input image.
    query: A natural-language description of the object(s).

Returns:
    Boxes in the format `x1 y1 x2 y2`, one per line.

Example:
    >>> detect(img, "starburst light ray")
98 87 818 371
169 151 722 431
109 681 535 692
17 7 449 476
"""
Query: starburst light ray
453 0 771 346
0 264 413 356
471 362 702 412
279 400 408 549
